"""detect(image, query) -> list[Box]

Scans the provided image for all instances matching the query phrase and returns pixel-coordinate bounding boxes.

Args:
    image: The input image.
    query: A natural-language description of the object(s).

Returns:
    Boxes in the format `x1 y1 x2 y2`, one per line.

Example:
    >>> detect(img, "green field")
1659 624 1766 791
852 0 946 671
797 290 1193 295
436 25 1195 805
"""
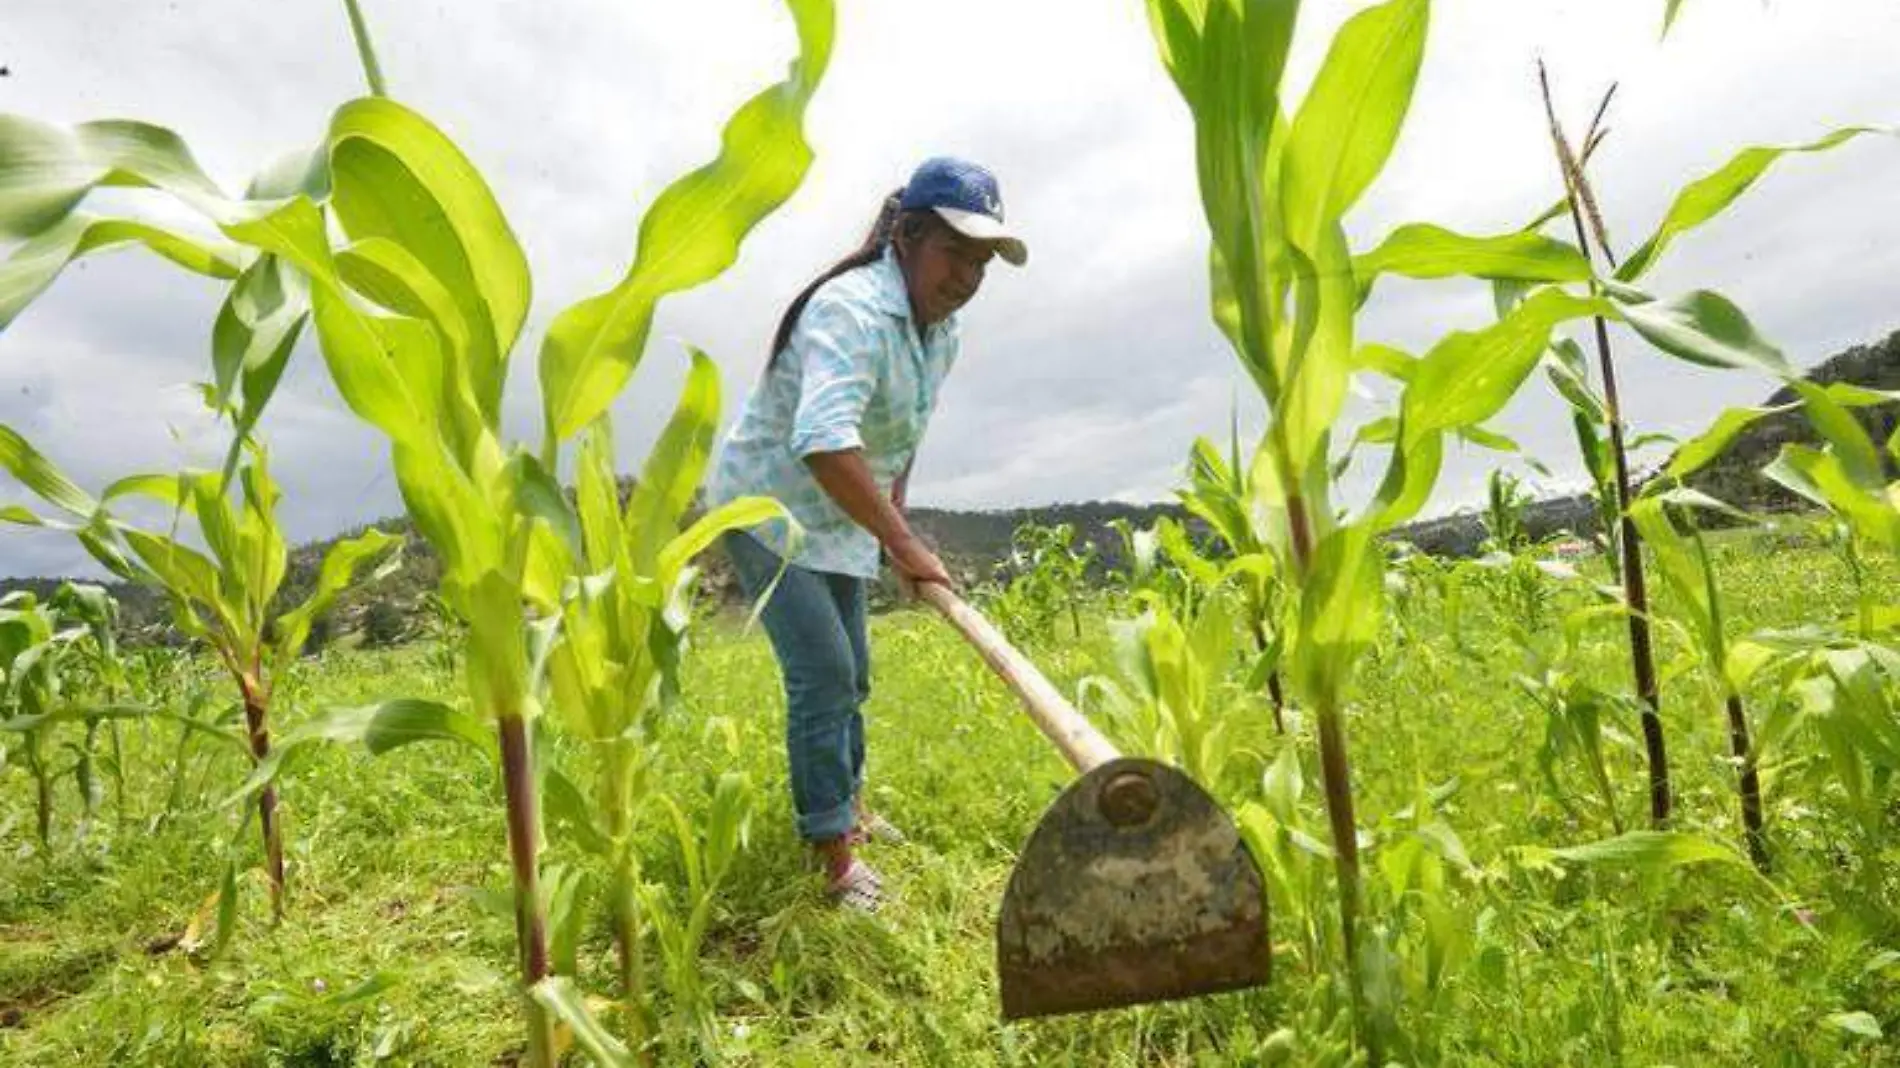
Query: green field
3 529 1896 1067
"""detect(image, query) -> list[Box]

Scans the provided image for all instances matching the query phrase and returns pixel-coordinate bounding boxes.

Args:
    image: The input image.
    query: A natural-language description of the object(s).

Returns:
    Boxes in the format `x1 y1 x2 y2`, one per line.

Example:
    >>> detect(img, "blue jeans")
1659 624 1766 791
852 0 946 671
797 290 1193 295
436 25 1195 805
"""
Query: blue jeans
722 531 870 843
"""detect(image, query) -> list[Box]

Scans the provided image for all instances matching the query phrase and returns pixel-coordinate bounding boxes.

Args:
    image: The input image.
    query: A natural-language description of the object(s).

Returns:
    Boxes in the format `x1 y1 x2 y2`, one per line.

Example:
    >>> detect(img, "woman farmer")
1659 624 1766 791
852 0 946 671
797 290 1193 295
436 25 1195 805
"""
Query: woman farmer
706 157 1026 911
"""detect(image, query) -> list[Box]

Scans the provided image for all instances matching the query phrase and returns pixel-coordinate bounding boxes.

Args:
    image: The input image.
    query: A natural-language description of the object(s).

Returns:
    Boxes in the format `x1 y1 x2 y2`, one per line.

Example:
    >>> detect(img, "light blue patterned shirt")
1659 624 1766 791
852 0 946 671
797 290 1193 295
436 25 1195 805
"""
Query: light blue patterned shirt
706 247 960 579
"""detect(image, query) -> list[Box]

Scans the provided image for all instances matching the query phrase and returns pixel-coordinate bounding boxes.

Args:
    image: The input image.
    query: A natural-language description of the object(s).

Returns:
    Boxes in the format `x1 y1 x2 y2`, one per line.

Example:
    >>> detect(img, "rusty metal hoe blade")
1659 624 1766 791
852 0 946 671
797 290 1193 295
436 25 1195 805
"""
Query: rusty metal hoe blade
916 585 1270 1019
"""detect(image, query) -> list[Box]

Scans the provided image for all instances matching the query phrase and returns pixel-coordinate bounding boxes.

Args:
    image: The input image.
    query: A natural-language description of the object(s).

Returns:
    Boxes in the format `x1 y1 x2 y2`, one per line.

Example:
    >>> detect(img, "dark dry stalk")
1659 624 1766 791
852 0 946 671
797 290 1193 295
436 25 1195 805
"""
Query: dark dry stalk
1283 483 1367 1050
496 714 556 1068
1725 693 1771 872
33 753 51 846
241 691 286 923
1538 61 1673 826
1266 669 1288 736
1249 618 1288 734
1316 704 1361 952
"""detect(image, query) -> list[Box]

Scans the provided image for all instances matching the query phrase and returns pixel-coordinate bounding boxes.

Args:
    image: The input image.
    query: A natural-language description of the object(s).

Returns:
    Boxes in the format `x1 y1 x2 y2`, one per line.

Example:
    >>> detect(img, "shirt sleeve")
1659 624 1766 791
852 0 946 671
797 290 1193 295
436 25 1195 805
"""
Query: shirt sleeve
788 296 881 458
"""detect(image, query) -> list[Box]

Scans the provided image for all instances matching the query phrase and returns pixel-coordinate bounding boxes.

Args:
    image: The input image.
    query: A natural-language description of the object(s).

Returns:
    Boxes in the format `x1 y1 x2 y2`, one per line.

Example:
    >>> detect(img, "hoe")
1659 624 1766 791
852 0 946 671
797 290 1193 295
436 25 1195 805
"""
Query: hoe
919 584 1270 1020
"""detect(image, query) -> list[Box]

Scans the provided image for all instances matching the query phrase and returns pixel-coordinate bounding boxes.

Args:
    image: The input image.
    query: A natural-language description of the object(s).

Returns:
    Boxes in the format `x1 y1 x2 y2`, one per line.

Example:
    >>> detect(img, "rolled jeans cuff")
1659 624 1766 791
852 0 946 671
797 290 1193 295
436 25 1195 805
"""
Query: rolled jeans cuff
797 796 857 843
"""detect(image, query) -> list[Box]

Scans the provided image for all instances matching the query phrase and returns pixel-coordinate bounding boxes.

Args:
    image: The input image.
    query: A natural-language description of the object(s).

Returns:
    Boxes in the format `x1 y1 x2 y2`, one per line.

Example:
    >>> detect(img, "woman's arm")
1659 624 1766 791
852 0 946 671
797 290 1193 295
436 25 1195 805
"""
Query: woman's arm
805 450 950 586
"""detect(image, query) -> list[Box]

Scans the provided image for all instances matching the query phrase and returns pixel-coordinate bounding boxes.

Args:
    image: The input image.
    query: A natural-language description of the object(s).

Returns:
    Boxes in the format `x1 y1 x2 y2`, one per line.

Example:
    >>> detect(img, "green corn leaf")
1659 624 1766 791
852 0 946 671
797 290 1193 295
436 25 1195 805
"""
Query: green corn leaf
1628 497 1717 657
0 116 231 236
236 456 290 627
358 698 493 758
1179 436 1258 555
624 347 723 574
1282 223 1358 474
1647 485 1759 526
245 144 331 203
1614 288 1791 376
531 976 632 1067
210 257 310 466
226 698 491 805
1191 2 1295 354
1766 445 1900 552
1352 416 1400 448
1618 127 1888 281
658 497 796 589
1403 287 1603 444
101 471 192 510
0 424 101 518
1790 381 1884 487
1 213 243 330
1826 1012 1884 1040
543 864 593 978
328 97 530 419
1370 422 1442 528
1282 0 1428 248
509 450 583 565
1456 425 1519 453
51 582 118 662
1662 0 1688 36
1291 523 1384 702
211 852 241 958
1142 0 1215 98
1761 444 1831 510
119 528 226 638
541 762 612 856
183 470 242 598
223 197 441 451
271 528 401 668
1525 830 1749 872
1352 343 1418 384
1663 403 1795 482
539 0 836 443
573 420 625 574
1353 223 1590 305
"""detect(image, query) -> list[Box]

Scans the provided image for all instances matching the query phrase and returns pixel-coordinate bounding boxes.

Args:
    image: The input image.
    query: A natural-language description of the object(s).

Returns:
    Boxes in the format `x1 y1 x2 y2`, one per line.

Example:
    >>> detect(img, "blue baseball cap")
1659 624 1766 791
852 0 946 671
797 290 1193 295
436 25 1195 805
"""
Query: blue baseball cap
898 157 1028 266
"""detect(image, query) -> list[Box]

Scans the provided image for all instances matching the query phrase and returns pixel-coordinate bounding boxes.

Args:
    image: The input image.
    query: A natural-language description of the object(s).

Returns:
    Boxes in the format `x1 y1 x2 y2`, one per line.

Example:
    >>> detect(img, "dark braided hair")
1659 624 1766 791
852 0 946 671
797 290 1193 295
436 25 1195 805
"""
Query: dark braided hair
767 188 948 366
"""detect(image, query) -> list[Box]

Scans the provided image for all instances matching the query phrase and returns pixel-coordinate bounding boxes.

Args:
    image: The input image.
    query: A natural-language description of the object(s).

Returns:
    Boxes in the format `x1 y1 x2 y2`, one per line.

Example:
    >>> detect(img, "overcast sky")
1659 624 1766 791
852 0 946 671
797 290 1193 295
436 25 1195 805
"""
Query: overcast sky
2 0 1897 577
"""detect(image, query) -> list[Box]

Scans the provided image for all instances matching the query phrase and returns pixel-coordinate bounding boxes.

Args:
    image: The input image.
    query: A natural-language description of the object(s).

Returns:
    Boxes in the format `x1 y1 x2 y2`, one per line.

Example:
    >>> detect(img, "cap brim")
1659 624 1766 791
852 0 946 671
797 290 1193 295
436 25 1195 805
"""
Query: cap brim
932 206 1028 266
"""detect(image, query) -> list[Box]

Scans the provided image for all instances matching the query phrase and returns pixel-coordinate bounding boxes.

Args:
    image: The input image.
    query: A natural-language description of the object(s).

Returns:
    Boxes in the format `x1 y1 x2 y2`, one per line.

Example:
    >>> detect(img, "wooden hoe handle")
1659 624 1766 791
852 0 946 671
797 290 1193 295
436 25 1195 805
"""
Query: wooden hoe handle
916 582 1122 775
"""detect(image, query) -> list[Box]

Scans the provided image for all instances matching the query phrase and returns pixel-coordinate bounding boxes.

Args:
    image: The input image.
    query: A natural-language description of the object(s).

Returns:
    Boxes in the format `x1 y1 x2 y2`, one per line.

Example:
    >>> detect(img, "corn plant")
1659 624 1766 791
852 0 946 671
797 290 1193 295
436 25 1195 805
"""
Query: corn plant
1623 490 1779 869
538 368 791 1061
47 582 128 830
1086 591 1240 791
1141 0 1798 1047
1145 0 1569 1035
1108 514 1218 621
1 0 830 1053
1528 52 1887 829
0 590 78 846
1179 433 1288 731
61 1 829 1061
981 521 1095 642
0 434 398 915
1747 381 1900 859
1234 744 1478 1062
638 771 758 1059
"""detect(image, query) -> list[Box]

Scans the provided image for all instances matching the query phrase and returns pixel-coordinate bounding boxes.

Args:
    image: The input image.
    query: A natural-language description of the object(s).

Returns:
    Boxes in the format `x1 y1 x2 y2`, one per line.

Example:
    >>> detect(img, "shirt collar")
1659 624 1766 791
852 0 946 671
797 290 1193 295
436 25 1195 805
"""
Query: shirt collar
868 245 958 338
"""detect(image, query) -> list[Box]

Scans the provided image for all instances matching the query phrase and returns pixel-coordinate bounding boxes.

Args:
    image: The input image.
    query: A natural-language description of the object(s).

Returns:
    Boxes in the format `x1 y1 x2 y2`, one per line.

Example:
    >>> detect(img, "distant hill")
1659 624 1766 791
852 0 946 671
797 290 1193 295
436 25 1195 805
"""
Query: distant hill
8 327 1895 646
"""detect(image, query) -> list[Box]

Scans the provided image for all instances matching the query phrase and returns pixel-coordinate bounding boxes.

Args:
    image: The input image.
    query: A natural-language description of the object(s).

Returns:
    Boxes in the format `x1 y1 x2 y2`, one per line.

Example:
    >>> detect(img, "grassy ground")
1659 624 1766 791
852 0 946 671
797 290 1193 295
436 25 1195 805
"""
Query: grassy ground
2 531 1898 1065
